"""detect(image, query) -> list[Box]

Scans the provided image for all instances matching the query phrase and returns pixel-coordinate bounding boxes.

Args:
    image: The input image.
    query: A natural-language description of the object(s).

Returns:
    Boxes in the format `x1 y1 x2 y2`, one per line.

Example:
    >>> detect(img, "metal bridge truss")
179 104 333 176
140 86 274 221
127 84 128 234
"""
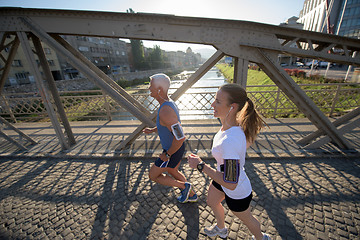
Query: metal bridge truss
0 8 359 151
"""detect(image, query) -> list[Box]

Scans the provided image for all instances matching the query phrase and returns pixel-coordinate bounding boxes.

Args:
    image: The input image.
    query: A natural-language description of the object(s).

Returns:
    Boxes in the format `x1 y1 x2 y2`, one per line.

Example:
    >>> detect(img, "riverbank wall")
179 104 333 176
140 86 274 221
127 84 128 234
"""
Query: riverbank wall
3 68 178 94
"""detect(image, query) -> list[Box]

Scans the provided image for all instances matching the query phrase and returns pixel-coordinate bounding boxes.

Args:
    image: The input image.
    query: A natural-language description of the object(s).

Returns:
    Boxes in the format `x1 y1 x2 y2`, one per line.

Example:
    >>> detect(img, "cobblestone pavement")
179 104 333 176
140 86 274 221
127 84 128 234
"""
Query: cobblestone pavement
0 156 359 240
1 119 359 159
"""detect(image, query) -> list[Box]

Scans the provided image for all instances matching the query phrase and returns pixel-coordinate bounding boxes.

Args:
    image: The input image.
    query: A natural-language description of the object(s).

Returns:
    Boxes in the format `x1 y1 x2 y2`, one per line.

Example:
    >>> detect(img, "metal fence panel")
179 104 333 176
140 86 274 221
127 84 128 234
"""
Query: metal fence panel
1 83 359 122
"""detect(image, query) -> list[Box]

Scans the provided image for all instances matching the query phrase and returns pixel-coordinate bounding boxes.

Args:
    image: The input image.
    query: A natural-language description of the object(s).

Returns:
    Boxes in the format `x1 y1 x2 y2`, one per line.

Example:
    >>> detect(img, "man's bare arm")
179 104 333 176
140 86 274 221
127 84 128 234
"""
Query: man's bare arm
159 105 185 156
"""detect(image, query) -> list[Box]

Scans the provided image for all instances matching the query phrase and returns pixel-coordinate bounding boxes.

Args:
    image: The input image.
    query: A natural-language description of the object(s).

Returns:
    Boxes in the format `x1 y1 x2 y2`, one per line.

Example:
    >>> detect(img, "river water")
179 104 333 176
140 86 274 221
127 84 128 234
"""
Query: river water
170 67 226 92
170 67 226 119
117 67 226 120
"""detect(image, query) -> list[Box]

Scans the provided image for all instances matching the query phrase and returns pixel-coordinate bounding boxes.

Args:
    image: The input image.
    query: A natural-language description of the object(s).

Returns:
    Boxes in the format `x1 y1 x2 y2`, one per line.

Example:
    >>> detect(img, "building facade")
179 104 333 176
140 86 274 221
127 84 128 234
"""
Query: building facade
298 0 360 38
2 35 62 87
2 35 202 88
163 47 201 69
59 36 130 79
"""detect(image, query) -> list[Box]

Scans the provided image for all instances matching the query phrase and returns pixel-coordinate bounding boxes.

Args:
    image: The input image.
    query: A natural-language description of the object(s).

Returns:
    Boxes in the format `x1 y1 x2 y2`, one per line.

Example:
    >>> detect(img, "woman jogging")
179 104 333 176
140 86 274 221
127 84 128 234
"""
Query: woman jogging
187 83 270 239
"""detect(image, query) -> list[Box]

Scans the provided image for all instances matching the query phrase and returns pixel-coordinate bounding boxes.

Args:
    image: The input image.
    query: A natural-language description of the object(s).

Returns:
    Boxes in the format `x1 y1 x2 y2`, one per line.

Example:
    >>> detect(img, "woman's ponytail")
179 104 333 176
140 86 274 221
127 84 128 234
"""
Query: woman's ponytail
237 98 266 144
220 83 267 144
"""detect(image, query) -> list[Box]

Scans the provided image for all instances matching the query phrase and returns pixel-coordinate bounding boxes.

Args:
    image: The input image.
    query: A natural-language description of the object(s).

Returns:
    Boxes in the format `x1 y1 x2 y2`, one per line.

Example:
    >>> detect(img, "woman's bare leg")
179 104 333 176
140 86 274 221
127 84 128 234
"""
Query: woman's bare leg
232 207 263 240
207 184 226 229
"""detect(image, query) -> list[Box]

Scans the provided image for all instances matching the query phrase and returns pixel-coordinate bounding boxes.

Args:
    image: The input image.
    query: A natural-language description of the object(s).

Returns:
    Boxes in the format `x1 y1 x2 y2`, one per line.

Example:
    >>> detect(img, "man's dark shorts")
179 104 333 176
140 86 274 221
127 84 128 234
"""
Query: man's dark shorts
155 143 185 168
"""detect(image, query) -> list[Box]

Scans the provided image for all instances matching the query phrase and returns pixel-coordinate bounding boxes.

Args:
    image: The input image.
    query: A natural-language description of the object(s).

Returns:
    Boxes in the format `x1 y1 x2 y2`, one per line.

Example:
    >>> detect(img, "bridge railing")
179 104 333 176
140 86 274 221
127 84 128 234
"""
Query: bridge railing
1 83 359 122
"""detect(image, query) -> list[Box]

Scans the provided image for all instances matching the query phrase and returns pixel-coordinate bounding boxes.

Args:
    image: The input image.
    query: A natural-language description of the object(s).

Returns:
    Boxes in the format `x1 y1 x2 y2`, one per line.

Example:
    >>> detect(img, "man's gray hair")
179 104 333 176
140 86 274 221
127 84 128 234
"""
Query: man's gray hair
150 73 171 92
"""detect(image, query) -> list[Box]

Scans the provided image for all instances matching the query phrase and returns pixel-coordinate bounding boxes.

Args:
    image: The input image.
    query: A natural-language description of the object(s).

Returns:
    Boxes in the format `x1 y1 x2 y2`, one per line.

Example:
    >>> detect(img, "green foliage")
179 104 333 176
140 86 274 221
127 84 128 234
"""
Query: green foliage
216 63 359 118
131 39 148 70
130 42 170 71
147 45 165 69
216 63 343 89
216 63 276 90
116 77 149 89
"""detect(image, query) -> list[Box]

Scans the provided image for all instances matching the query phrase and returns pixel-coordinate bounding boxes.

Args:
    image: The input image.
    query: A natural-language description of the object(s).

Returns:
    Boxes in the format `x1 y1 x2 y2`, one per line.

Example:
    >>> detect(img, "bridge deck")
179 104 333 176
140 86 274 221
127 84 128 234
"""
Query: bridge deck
0 119 359 239
0 118 359 159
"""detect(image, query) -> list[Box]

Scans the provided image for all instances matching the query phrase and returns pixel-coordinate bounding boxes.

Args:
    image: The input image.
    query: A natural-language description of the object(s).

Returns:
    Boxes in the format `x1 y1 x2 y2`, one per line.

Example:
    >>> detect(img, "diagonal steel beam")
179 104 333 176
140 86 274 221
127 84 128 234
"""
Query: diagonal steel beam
115 50 225 151
0 34 20 92
255 48 353 150
305 116 360 149
0 116 37 146
239 35 360 66
31 34 76 146
0 130 27 150
298 107 360 146
17 31 70 150
51 34 152 116
170 50 225 101
19 16 155 128
0 95 16 123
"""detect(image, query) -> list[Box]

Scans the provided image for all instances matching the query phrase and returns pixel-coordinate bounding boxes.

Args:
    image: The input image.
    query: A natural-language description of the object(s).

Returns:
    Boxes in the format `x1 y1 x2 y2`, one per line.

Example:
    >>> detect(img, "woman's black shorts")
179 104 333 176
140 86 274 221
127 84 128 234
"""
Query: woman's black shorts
211 180 253 212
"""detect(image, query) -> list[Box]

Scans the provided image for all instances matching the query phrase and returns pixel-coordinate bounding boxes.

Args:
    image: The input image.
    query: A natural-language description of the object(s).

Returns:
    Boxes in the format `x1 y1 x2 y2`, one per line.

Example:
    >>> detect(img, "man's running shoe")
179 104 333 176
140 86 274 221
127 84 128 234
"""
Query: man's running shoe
177 182 192 203
204 224 228 238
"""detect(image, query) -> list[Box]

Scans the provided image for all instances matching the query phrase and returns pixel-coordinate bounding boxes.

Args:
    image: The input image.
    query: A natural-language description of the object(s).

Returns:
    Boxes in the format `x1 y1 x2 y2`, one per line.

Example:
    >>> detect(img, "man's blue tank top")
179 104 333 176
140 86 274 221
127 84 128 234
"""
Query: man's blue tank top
157 101 181 150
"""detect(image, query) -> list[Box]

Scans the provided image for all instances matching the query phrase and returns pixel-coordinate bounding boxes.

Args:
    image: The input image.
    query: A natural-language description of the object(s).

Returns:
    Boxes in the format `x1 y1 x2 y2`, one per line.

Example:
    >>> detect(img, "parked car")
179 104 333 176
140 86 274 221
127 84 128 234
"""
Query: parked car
305 60 318 68
295 62 305 68
305 60 332 69
318 61 332 68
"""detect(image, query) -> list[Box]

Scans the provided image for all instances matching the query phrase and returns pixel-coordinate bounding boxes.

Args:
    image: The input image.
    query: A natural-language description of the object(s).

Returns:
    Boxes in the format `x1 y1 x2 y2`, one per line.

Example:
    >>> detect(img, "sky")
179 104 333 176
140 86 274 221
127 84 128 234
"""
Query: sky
0 0 305 53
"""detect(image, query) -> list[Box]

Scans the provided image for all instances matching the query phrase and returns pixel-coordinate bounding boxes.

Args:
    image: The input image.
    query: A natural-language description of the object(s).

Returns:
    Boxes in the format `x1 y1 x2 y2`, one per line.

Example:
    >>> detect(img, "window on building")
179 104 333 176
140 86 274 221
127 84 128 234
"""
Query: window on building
44 48 51 54
12 60 22 67
341 19 347 28
15 72 28 80
355 6 360 15
79 46 89 52
90 47 99 53
76 36 87 41
48 60 55 66
349 7 355 16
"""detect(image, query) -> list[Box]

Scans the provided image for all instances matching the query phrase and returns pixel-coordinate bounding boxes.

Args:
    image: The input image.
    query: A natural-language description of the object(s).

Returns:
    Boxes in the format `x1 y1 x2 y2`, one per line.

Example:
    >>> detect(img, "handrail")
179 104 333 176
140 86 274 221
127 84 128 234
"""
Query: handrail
1 82 359 121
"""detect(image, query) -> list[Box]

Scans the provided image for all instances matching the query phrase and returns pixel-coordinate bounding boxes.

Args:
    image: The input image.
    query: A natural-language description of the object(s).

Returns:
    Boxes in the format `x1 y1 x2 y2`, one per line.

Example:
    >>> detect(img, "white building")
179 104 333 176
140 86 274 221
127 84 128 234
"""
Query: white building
298 0 360 38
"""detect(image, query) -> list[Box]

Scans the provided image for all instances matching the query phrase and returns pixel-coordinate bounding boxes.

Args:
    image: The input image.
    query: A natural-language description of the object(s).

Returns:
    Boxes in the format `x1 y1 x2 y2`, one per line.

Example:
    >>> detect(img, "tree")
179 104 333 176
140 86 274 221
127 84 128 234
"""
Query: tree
147 45 165 69
131 39 148 71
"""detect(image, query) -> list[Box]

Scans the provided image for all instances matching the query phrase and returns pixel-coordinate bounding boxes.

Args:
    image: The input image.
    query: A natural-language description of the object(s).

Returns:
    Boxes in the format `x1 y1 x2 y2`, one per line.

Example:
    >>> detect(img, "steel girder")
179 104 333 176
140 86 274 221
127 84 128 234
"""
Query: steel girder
0 116 37 150
0 8 358 66
0 33 20 92
17 31 71 150
253 48 353 149
0 7 359 151
31 35 76 147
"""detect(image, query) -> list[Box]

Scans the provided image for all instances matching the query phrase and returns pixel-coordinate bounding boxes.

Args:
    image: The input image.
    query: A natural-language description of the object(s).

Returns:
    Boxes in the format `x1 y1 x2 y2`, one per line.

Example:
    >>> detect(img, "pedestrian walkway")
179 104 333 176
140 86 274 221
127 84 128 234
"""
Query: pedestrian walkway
0 119 359 239
0 155 359 239
1 118 359 159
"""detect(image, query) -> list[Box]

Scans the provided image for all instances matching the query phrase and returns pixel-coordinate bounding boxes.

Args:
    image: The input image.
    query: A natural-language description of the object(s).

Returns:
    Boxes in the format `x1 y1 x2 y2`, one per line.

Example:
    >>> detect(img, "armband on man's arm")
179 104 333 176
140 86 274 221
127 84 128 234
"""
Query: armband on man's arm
171 122 185 140
223 159 240 183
